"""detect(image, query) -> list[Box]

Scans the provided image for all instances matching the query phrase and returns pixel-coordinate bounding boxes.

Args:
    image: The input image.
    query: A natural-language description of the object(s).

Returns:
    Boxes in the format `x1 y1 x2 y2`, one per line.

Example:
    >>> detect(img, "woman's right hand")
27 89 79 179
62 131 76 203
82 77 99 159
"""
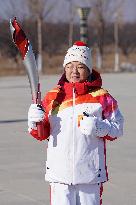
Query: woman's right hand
28 104 45 131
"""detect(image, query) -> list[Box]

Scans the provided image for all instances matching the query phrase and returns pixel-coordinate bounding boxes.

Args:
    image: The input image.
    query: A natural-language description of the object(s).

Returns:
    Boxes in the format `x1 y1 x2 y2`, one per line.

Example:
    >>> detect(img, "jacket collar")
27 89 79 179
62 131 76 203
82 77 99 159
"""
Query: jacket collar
58 69 102 96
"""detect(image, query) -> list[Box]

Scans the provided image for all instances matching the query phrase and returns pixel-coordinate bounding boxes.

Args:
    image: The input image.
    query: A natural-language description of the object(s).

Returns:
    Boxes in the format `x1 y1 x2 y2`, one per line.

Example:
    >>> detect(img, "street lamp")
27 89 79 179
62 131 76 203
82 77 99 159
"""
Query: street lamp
114 12 119 72
77 7 91 45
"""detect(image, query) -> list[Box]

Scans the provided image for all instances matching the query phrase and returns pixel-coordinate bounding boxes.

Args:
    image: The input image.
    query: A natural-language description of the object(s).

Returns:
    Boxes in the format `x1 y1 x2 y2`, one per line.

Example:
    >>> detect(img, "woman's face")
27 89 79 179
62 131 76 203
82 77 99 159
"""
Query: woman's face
65 61 90 83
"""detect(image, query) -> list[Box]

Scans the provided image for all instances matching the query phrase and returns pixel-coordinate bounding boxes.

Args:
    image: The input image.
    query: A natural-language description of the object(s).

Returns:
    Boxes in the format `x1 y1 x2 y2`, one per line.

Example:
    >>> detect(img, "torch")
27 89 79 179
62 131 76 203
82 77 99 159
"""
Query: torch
10 17 45 139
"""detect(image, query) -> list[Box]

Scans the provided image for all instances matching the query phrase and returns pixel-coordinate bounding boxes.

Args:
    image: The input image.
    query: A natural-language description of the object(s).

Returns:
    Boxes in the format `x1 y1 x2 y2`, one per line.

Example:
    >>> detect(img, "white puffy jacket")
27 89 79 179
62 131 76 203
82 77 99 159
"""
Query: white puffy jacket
30 71 124 185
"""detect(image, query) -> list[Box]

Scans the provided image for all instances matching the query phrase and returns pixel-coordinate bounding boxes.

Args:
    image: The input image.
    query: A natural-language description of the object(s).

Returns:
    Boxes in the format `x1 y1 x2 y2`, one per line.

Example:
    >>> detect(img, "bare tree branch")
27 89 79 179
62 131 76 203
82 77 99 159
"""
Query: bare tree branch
26 0 55 72
87 0 124 69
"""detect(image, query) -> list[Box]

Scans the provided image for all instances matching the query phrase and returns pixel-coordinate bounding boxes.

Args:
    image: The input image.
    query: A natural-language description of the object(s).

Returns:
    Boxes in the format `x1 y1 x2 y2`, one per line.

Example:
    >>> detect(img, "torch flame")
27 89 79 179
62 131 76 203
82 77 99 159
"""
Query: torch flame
11 17 29 60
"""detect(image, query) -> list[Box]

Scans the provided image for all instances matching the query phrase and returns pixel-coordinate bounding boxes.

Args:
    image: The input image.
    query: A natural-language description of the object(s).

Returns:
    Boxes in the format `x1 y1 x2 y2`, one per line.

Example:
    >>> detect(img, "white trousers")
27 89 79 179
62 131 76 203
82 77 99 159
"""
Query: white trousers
50 183 103 205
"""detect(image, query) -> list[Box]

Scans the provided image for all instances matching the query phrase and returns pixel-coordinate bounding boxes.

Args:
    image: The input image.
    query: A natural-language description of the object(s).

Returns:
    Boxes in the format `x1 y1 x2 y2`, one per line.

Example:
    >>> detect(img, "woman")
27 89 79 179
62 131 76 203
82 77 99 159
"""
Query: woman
28 41 124 205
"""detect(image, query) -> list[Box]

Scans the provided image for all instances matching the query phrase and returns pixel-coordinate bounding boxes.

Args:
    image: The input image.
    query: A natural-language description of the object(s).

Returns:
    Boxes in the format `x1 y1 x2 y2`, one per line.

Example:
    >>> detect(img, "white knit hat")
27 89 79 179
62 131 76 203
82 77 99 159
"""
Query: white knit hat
63 41 92 72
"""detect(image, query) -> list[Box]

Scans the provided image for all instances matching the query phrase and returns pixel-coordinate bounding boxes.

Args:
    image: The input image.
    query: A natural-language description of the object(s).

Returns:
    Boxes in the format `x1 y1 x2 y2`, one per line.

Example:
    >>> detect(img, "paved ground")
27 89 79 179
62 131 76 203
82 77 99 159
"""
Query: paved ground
0 73 136 205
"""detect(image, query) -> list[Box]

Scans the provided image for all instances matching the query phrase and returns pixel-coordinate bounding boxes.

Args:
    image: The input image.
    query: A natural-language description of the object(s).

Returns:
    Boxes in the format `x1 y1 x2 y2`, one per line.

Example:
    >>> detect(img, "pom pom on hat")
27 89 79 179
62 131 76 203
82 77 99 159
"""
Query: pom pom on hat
63 41 92 72
73 41 87 46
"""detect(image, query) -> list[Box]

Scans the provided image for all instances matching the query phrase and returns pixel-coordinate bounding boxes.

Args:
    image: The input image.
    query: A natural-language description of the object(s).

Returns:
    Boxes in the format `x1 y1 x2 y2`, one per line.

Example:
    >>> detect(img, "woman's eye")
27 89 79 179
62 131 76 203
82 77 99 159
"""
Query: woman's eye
78 66 84 69
66 66 70 69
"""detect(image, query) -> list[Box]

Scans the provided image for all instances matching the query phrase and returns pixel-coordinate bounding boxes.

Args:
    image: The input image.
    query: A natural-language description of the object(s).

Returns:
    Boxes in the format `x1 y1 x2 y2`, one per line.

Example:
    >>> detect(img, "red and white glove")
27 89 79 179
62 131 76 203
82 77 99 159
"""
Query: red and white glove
79 113 111 138
80 115 97 137
28 104 45 132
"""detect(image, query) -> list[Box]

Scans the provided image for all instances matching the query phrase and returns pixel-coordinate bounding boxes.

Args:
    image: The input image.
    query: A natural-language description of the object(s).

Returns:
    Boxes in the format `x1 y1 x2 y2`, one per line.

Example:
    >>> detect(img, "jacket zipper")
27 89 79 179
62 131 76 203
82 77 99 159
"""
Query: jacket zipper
72 86 76 184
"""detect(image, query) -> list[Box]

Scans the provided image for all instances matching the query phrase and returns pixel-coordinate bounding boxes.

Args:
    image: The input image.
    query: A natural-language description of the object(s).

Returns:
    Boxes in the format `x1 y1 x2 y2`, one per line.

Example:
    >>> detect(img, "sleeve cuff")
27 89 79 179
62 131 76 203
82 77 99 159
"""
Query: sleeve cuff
96 119 111 137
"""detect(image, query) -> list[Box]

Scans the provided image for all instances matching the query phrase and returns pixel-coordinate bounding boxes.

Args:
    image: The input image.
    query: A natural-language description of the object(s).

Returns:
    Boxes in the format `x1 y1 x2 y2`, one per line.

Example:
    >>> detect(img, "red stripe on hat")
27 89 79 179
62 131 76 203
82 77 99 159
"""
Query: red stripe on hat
74 41 87 46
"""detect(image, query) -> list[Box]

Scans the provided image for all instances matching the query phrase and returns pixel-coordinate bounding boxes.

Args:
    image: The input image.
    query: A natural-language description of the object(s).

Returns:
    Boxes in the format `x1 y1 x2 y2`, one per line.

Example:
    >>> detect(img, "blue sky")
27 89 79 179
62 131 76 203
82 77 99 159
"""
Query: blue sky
0 0 136 23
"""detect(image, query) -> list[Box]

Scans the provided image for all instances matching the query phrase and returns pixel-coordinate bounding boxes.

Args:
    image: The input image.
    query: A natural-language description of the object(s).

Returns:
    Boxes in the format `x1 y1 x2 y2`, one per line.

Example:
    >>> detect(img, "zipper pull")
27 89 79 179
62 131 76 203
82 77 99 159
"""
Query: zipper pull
83 111 89 117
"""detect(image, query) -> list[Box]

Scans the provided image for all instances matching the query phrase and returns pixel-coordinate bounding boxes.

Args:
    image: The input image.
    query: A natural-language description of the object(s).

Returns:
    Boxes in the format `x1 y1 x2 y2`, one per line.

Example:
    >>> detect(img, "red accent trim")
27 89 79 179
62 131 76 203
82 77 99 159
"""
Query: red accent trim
12 17 29 59
50 185 52 205
100 183 103 205
100 94 118 119
103 135 117 141
73 41 87 46
103 139 109 180
30 118 50 141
